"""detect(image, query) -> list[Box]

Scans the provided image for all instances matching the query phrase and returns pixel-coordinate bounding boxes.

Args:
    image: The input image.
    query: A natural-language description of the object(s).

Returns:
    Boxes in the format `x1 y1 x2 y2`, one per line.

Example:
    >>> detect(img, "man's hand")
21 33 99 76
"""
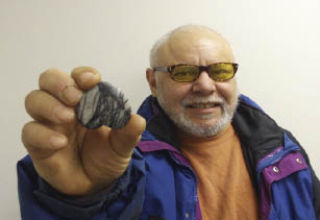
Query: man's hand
21 67 146 195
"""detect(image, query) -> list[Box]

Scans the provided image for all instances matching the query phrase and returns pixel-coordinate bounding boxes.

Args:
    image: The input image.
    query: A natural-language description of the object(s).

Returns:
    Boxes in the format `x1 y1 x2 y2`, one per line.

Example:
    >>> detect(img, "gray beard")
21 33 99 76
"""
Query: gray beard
157 96 238 138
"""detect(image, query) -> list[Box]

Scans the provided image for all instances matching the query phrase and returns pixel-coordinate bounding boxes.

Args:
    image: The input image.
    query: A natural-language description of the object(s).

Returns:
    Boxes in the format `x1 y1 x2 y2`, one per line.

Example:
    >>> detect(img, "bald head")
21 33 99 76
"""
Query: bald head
146 25 239 138
150 25 235 68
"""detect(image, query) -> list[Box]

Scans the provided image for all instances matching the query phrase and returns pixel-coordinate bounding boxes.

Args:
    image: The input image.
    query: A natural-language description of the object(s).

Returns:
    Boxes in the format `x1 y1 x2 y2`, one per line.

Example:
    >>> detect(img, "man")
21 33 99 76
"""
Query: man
18 25 320 219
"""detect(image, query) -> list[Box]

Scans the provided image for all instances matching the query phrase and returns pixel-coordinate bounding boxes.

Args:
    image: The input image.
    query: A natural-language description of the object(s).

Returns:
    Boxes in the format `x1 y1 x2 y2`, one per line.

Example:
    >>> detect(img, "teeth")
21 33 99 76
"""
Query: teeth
190 103 218 108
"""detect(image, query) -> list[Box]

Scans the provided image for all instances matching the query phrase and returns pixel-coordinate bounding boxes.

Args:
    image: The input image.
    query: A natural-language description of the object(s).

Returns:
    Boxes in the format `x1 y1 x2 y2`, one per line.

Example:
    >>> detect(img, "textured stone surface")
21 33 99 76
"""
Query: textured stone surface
77 82 131 129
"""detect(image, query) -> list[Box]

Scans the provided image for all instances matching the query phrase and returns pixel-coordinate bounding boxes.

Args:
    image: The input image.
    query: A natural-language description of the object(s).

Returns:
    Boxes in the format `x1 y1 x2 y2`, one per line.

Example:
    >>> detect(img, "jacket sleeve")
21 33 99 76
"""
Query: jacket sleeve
285 130 320 220
17 148 146 220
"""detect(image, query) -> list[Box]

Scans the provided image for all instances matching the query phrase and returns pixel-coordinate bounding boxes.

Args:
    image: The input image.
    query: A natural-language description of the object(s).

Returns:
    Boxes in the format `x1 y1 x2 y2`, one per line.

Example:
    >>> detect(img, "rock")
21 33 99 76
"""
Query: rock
76 82 131 129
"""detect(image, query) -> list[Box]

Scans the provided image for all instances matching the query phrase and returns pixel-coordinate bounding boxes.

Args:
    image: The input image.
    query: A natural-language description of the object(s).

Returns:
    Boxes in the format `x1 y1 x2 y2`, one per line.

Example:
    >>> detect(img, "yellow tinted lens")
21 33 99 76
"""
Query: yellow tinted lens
171 65 199 82
208 63 235 81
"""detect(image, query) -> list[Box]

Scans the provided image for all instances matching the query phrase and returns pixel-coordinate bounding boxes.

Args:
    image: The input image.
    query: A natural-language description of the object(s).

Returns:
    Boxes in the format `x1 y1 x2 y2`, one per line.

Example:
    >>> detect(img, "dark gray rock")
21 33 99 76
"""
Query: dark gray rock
76 82 131 129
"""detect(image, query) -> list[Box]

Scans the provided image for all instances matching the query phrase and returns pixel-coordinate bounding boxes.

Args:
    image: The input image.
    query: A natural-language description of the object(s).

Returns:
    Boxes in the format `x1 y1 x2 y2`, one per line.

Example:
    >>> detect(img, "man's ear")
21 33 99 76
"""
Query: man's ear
146 68 157 97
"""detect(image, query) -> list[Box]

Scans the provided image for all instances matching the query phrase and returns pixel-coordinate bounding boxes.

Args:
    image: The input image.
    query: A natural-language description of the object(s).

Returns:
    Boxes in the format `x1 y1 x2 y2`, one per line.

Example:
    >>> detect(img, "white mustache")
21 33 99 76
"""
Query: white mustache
181 96 224 107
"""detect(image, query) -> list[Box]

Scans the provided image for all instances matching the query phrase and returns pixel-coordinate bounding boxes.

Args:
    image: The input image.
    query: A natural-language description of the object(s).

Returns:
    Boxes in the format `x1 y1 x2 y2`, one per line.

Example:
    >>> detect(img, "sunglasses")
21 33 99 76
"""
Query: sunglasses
153 63 238 82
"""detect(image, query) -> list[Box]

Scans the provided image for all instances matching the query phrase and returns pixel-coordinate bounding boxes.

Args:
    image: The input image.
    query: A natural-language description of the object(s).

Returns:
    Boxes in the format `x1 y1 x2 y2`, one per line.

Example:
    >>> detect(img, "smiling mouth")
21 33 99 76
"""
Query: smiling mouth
187 102 221 109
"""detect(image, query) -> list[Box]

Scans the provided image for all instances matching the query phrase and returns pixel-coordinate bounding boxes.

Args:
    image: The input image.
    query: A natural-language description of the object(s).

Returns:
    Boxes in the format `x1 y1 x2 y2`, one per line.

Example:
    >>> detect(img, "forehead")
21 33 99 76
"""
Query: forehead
155 29 234 66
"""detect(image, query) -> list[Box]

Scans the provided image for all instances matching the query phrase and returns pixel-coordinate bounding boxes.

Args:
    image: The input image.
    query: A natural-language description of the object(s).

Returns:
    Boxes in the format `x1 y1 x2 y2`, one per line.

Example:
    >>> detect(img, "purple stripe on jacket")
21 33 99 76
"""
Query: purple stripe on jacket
137 140 202 220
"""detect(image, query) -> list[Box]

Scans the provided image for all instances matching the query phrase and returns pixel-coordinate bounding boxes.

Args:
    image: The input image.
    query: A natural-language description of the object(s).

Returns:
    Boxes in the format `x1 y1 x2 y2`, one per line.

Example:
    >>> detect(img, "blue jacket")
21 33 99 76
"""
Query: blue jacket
18 95 320 220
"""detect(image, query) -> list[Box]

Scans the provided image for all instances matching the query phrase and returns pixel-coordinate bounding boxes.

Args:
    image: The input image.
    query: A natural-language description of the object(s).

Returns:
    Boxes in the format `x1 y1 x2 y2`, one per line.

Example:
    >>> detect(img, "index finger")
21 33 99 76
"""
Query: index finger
39 68 82 106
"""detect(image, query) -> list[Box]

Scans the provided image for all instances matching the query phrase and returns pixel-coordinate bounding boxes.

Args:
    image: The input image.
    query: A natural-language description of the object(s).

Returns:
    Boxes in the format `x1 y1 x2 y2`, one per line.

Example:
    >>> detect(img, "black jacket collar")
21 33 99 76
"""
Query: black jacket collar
144 96 284 191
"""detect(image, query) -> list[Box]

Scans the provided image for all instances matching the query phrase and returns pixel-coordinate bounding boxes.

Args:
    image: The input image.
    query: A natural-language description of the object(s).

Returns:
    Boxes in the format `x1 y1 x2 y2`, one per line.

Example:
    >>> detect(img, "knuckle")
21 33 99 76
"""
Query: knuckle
39 68 64 88
39 68 55 83
39 70 50 89
21 122 35 146
24 90 38 112
22 121 35 135
39 69 75 99
41 68 61 76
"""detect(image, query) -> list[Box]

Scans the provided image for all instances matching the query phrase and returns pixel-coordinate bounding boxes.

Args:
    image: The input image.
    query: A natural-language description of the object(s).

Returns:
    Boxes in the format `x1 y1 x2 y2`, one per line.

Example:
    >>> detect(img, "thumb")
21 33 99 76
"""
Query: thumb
109 114 146 157
79 114 146 190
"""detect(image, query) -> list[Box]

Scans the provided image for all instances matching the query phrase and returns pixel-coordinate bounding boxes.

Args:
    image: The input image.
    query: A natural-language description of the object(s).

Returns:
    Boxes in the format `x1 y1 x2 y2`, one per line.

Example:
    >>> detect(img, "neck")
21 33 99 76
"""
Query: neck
177 122 232 143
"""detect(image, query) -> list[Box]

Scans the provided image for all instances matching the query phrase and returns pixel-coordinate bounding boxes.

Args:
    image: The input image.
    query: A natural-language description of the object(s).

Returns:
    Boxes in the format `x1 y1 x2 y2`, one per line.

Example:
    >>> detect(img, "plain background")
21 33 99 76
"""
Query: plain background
1 0 319 219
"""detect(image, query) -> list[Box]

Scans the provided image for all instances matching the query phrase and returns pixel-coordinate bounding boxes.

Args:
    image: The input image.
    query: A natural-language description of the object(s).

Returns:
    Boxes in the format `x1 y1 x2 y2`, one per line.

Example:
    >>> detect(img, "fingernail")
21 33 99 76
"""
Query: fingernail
56 107 74 122
50 135 67 148
62 86 82 104
80 72 98 84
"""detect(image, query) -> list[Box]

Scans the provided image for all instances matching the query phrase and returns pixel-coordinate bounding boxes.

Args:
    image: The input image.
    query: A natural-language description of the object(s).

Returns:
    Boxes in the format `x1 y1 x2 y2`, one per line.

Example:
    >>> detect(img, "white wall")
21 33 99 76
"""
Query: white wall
1 0 319 218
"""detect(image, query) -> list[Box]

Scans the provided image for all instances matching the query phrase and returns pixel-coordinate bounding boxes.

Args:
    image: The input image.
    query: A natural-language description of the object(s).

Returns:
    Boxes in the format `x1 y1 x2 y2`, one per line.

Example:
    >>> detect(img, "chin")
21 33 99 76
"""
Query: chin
157 92 239 137
171 112 232 137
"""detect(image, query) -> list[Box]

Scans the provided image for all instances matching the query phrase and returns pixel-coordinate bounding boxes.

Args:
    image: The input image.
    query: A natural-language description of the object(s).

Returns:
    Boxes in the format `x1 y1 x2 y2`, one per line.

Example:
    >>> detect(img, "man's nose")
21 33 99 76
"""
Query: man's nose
192 71 216 95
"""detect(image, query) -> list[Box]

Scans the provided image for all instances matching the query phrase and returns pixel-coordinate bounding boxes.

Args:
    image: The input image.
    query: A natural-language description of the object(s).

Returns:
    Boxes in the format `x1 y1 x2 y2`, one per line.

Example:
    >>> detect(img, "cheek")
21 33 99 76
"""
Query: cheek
157 80 190 109
217 80 238 103
162 86 182 106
